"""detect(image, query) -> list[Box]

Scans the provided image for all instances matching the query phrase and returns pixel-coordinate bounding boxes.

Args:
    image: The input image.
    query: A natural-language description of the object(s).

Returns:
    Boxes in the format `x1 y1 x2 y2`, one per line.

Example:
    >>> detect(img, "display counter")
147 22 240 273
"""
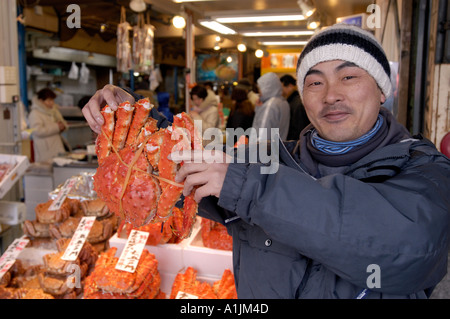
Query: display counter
3 170 236 299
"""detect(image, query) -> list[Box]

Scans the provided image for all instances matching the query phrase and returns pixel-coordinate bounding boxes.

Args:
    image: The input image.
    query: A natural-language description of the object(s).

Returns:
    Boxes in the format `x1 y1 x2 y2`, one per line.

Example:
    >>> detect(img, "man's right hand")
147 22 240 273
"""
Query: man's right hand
82 84 135 134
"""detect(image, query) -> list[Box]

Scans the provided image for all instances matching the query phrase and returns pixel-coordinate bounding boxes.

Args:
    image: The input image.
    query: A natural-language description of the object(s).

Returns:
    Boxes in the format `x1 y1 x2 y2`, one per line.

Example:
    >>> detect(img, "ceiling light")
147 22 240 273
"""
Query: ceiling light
215 14 306 23
241 30 315 37
226 56 233 63
215 36 221 42
130 0 146 12
199 20 236 35
259 41 309 46
297 0 316 18
173 15 186 29
214 43 221 50
173 0 218 2
237 43 247 52
307 20 320 29
255 49 264 58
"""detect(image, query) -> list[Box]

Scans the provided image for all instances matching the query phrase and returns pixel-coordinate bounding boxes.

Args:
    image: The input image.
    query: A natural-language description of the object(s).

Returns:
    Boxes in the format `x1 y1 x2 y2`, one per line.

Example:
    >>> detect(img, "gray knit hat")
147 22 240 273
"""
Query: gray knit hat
296 23 392 99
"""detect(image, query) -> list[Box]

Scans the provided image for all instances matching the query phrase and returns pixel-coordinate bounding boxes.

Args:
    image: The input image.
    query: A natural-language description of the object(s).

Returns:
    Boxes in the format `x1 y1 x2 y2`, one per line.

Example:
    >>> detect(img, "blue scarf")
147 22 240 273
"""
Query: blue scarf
311 115 384 155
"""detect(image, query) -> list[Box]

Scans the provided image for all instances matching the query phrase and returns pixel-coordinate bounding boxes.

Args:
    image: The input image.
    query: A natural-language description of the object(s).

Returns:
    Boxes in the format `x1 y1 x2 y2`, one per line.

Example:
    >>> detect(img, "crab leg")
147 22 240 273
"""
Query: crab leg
126 98 153 147
112 101 135 151
174 112 203 150
96 106 115 164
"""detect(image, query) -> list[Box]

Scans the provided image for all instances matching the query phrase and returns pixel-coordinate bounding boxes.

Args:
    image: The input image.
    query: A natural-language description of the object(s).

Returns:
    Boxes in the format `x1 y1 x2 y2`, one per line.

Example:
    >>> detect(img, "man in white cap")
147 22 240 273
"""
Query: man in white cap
82 24 450 299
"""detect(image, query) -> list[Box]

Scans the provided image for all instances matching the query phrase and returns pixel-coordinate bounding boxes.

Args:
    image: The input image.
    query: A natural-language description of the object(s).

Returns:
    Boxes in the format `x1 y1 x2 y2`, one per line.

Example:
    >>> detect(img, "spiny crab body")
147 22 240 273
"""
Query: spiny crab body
93 98 202 238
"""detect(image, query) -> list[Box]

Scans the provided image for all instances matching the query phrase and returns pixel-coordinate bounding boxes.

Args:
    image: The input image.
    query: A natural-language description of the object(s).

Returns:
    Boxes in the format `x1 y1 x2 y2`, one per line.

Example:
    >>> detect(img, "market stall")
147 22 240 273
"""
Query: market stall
0 172 235 299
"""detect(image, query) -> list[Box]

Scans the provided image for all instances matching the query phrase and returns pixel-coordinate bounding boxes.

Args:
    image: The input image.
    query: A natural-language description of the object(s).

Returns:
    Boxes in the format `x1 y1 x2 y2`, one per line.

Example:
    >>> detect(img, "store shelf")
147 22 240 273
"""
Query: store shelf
0 154 29 198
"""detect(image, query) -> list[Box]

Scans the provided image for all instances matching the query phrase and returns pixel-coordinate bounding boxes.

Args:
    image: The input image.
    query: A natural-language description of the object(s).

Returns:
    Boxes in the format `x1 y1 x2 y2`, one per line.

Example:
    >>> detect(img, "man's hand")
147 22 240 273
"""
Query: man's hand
82 84 135 134
170 150 231 203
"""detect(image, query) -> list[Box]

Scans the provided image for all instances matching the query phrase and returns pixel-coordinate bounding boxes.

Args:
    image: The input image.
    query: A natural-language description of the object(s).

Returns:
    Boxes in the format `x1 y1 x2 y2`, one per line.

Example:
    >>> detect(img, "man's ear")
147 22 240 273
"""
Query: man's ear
380 93 386 104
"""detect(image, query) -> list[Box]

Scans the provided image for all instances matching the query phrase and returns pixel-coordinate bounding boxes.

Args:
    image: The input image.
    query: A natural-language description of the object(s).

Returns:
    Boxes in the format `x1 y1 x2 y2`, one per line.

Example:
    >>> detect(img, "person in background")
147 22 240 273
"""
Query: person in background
28 88 68 163
251 72 290 141
236 78 259 109
204 81 220 104
280 74 310 140
189 85 220 146
226 87 255 144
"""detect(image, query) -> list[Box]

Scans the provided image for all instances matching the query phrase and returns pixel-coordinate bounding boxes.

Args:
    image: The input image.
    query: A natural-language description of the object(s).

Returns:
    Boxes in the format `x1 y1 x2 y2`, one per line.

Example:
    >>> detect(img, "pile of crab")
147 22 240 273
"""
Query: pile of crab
23 197 118 252
39 238 98 299
83 247 162 299
170 267 237 299
201 218 233 251
93 98 202 239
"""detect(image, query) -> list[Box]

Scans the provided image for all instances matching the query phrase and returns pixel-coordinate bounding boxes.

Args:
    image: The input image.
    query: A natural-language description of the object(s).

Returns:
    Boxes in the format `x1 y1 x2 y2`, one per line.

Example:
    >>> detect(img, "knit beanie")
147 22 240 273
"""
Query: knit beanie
296 23 392 99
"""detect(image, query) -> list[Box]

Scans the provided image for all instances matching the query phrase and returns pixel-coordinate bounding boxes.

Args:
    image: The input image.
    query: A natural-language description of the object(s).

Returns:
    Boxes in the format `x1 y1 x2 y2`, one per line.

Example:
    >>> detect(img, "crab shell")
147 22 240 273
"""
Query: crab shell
93 100 201 235
49 217 113 244
80 198 110 218
38 273 76 297
83 247 161 299
35 199 71 224
23 220 51 238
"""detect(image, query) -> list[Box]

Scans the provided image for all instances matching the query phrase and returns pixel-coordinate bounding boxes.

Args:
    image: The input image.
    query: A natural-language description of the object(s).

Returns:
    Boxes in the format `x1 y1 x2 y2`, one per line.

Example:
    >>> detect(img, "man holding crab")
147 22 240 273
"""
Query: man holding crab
83 24 450 299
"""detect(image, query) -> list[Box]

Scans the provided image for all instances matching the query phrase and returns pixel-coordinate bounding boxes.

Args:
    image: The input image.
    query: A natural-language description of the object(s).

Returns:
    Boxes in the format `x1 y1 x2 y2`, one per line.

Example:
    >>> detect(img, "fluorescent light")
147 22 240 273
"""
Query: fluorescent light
260 41 309 46
242 30 314 37
216 14 306 23
199 20 236 35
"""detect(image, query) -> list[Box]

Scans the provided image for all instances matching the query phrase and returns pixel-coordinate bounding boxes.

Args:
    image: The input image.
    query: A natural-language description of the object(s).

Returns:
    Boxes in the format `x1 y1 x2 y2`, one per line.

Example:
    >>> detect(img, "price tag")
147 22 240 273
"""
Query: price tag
175 291 199 299
0 235 29 281
49 177 77 211
61 216 96 261
115 230 149 273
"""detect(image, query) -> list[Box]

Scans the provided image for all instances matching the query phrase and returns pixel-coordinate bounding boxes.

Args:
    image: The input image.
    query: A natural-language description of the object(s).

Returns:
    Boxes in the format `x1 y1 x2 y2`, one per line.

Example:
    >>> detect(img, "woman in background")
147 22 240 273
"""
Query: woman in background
226 87 255 144
28 88 68 163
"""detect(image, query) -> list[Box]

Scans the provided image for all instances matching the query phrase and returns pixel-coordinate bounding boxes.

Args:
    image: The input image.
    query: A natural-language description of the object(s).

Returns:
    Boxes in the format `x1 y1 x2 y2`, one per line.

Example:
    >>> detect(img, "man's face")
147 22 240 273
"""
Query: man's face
302 60 386 142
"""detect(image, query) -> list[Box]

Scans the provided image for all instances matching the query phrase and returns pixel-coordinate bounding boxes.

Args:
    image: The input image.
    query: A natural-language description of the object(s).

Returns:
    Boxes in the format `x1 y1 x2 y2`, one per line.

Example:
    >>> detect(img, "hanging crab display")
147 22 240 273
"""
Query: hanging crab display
93 98 202 238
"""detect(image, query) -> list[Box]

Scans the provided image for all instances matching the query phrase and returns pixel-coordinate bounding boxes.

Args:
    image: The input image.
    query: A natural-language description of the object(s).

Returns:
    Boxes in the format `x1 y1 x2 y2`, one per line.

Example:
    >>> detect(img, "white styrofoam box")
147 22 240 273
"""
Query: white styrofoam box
0 66 17 85
0 84 18 103
0 154 30 198
0 201 26 225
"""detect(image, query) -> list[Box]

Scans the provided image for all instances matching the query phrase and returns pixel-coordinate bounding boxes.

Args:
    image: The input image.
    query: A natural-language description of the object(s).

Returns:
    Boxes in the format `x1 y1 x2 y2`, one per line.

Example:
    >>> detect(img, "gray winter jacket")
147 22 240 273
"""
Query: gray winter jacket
199 108 450 299
252 72 290 141
126 88 450 299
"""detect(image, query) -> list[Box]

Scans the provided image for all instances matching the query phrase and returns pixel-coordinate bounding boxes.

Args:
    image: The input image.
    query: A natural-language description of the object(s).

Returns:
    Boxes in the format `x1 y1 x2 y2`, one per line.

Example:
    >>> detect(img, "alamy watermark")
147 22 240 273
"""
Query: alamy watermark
171 120 280 175
366 263 381 289
66 4 81 29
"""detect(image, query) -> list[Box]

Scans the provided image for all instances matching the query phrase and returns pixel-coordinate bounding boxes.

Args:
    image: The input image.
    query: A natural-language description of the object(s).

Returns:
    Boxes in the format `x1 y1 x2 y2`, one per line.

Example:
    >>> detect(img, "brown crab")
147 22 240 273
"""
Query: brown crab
23 220 51 238
80 198 111 218
49 217 114 244
35 199 71 224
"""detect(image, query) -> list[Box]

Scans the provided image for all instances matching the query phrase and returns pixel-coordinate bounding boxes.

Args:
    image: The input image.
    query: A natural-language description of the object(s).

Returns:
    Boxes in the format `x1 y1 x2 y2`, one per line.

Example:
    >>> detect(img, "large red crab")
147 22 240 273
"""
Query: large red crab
93 98 202 238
